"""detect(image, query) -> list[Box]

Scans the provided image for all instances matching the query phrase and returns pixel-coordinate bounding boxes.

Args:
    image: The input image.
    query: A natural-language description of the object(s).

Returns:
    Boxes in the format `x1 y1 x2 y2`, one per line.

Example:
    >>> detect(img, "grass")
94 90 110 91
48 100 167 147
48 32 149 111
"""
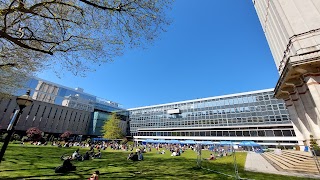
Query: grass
0 143 316 180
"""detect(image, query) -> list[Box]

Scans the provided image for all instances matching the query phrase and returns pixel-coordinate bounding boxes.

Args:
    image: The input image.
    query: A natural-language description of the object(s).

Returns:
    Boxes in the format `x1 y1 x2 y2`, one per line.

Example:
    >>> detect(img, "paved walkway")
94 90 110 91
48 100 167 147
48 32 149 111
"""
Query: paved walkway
244 151 320 179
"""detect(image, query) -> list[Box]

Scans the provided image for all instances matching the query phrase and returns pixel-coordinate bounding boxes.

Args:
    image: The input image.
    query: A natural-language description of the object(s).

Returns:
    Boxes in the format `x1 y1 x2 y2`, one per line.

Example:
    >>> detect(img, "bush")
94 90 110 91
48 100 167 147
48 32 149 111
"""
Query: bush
60 131 72 141
0 133 8 142
21 136 28 142
310 135 320 150
13 134 21 141
26 127 43 141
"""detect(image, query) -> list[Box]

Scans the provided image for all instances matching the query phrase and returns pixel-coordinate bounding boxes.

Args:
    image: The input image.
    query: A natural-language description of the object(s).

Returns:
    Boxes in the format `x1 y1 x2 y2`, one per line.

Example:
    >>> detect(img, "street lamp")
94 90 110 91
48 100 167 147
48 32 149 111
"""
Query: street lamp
0 90 33 163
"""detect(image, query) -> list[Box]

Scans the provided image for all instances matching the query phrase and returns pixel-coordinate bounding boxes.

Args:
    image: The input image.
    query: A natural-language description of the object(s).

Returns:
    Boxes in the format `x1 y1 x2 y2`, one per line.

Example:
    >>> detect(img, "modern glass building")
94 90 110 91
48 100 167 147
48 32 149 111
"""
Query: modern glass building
128 89 298 146
0 77 129 136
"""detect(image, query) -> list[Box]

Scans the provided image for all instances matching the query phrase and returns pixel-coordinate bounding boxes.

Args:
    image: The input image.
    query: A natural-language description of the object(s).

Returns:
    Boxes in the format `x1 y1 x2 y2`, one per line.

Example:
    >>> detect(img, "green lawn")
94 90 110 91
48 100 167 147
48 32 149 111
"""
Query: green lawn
0 144 315 180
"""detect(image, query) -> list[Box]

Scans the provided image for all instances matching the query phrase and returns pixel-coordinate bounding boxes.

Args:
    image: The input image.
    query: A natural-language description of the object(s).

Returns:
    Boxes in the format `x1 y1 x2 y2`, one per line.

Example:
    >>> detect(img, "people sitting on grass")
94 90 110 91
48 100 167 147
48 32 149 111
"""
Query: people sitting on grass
72 149 80 160
138 151 143 161
94 150 101 159
161 150 165 154
206 154 216 160
171 151 177 156
127 152 139 161
83 151 90 160
127 153 133 160
55 157 76 173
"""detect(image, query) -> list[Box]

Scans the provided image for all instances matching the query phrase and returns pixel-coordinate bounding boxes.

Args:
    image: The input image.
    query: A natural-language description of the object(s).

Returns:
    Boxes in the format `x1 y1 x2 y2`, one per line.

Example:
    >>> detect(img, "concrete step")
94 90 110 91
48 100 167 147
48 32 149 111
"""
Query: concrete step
262 152 320 174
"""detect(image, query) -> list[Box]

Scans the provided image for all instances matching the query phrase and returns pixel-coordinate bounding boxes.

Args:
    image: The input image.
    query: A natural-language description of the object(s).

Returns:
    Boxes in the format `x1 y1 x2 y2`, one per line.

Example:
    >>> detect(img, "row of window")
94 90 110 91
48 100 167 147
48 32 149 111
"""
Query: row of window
130 91 278 115
129 115 290 131
131 103 286 116
131 129 296 137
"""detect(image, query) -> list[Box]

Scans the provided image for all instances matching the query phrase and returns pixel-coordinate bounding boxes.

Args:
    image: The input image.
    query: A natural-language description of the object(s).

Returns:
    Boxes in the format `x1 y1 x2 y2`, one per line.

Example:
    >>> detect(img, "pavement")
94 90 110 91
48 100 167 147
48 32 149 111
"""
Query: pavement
244 151 320 179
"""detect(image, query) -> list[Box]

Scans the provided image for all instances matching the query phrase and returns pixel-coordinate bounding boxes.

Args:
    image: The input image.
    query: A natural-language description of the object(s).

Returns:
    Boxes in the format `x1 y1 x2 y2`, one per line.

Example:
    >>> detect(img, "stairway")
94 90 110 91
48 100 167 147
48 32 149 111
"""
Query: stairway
262 150 320 174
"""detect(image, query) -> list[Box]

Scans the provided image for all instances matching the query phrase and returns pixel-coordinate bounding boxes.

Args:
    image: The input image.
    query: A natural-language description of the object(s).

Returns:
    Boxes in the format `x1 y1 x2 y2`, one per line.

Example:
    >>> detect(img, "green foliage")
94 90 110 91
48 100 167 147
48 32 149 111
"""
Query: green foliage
310 135 320 150
0 133 8 142
21 136 28 142
0 0 173 94
12 134 21 141
101 113 124 140
126 141 134 146
120 137 128 144
85 138 91 144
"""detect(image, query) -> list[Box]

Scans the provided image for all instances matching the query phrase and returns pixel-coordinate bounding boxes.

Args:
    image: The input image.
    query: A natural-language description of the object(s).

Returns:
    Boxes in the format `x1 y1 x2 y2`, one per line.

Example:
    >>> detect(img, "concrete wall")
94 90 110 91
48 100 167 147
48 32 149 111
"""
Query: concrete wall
253 0 320 73
0 97 91 135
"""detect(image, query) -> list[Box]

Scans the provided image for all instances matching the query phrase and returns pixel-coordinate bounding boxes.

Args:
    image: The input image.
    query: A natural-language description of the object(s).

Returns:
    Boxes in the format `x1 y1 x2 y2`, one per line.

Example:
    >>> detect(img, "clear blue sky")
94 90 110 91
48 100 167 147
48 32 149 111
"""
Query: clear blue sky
38 0 278 109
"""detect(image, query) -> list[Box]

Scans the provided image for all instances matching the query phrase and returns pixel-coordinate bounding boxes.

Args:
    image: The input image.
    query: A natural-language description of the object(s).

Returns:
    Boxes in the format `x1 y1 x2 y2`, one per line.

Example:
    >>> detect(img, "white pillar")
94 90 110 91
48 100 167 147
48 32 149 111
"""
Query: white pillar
296 85 320 140
305 76 320 143
285 99 309 141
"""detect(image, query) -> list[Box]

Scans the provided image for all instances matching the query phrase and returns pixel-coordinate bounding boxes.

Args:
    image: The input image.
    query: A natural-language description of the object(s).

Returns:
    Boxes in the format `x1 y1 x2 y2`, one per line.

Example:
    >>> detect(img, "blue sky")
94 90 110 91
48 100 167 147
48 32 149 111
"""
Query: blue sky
38 0 278 109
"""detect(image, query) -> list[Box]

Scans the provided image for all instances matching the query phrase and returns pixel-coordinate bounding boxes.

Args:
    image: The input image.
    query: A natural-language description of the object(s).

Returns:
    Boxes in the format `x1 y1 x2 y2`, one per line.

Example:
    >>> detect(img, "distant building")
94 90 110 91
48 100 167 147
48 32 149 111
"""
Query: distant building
253 0 320 144
32 80 59 103
0 77 128 137
128 89 298 147
62 94 94 112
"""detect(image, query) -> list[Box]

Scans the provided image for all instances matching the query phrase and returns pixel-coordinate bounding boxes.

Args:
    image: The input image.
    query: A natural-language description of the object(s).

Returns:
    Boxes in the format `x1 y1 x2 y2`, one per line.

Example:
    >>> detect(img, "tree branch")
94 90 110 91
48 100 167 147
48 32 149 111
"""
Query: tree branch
0 63 17 68
0 30 53 55
78 0 126 11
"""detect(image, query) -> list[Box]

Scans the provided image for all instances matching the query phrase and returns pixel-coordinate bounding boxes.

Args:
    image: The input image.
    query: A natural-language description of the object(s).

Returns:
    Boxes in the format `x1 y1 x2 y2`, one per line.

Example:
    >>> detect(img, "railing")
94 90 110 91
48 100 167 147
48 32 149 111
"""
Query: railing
311 149 320 174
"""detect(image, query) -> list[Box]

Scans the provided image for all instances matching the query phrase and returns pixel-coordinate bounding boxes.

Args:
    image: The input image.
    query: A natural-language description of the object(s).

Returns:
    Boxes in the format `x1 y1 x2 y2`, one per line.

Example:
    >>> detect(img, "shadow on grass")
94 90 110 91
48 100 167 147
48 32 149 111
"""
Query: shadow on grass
0 145 315 180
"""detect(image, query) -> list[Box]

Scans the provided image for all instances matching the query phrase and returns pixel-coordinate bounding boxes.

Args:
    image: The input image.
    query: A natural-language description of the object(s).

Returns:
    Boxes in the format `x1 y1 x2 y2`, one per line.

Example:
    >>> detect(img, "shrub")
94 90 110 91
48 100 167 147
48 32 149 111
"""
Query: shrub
21 136 28 142
13 134 21 141
60 131 72 141
26 127 43 141
310 135 320 151
0 133 8 142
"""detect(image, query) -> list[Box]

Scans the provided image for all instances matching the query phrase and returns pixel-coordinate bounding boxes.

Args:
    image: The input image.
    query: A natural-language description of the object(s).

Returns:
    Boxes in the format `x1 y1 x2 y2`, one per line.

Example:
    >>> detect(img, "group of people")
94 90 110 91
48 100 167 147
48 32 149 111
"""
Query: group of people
127 151 144 161
70 148 102 161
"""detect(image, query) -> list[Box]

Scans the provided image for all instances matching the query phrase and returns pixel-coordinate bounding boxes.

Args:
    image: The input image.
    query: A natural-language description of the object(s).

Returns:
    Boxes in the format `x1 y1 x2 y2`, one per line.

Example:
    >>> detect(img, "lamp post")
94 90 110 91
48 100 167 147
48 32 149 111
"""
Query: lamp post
0 90 33 163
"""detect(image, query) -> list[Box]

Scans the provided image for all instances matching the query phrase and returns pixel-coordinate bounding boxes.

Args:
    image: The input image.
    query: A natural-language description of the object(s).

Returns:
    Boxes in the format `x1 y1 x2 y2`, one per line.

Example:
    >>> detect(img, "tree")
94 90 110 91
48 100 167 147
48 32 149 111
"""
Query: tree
310 135 320 151
0 0 172 95
26 127 42 141
60 131 72 141
102 112 123 139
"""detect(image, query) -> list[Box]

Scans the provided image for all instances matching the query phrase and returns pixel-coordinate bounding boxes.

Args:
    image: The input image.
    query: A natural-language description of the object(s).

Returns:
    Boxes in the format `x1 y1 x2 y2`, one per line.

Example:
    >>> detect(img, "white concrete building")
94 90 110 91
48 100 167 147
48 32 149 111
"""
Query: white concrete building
253 0 320 145
128 89 298 147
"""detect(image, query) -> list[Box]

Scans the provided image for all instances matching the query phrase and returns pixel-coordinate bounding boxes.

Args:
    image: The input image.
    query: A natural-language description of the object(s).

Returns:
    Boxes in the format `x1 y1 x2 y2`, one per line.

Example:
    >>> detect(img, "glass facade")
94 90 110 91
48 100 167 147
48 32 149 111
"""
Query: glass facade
22 77 122 113
88 110 130 136
19 77 128 136
128 89 297 145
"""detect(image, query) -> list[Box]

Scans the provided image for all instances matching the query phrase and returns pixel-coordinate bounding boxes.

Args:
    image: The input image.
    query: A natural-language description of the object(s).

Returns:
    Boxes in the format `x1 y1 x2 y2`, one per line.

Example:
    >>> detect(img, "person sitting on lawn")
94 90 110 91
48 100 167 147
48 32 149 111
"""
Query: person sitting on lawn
72 149 81 160
131 152 139 161
161 150 166 154
83 151 90 160
138 151 144 161
207 154 215 160
127 153 133 160
171 151 177 156
88 170 100 180
55 157 76 173
94 150 101 158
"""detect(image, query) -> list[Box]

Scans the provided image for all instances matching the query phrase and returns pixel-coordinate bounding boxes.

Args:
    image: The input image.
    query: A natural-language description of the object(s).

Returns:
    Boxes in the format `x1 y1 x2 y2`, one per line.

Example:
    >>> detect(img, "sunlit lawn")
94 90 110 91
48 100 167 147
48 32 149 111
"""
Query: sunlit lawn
0 143 315 179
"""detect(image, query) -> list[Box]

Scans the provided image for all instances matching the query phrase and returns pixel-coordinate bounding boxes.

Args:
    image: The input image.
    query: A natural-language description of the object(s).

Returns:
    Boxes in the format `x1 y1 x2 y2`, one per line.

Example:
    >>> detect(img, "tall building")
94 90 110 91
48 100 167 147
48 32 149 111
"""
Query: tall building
0 77 128 137
253 0 320 144
32 80 59 103
128 89 298 147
